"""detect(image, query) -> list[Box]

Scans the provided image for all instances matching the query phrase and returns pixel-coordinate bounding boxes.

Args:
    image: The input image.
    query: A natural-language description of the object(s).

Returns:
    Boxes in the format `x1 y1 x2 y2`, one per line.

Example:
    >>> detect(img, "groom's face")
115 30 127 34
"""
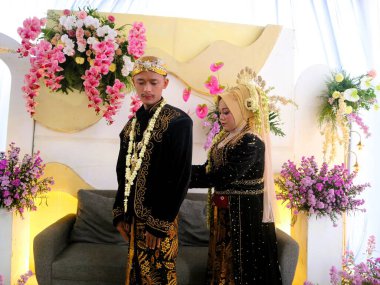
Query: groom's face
133 71 169 109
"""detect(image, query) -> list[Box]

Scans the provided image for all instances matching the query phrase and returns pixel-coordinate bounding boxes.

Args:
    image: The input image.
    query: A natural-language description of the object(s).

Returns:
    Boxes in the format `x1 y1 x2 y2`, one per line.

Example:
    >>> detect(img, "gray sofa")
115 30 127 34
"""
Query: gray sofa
34 190 299 285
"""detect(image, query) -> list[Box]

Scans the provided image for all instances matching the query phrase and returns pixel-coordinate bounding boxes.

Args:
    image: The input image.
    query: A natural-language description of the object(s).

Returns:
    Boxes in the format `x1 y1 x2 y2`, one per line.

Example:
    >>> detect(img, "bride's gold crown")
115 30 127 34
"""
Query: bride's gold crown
131 56 168 76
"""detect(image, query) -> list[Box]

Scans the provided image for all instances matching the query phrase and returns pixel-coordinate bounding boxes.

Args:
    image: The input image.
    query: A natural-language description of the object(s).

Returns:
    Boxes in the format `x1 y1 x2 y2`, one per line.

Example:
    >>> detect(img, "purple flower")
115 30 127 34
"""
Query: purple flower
301 176 313 187
0 159 7 170
4 196 12 206
0 143 54 217
11 178 21 187
275 155 369 225
329 266 340 285
316 183 324 191
203 121 221 150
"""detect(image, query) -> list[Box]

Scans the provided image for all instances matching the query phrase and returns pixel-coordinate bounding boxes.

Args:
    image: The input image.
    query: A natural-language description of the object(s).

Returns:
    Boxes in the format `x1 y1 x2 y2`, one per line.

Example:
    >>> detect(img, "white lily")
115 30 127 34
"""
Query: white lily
359 76 372 90
343 88 359 102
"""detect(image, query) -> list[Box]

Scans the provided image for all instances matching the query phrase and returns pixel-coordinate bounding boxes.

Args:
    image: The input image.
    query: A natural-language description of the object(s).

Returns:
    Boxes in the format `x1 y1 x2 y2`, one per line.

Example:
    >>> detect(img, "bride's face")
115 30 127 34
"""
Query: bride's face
218 99 236 132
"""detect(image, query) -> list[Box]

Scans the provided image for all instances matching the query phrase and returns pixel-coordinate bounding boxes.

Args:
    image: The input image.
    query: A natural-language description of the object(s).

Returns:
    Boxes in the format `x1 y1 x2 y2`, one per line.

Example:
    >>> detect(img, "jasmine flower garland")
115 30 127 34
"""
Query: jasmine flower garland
124 100 166 212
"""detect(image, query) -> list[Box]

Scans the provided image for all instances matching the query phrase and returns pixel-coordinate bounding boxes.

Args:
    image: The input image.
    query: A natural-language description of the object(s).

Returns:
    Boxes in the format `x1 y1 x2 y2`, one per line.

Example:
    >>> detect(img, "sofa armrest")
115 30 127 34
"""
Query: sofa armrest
34 214 76 285
276 228 299 285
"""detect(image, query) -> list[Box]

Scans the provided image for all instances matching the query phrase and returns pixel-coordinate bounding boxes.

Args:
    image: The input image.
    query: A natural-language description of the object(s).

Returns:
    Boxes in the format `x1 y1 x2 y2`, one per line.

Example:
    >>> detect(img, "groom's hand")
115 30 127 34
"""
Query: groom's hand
145 231 161 249
116 221 130 242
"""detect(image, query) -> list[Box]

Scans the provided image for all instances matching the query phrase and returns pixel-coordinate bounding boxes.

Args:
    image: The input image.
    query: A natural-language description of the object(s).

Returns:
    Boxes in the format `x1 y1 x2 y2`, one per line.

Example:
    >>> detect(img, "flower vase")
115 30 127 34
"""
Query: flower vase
0 208 12 285
291 211 344 285
0 208 31 285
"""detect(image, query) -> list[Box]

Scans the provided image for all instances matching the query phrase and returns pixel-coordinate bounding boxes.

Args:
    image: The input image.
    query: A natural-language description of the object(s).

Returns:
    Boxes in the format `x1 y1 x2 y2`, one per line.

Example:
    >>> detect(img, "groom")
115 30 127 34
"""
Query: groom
113 56 193 284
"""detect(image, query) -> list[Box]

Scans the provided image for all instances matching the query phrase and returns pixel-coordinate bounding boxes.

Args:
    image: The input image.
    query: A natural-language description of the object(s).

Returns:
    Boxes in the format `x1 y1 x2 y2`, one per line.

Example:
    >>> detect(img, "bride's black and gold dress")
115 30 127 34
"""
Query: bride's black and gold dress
190 127 282 285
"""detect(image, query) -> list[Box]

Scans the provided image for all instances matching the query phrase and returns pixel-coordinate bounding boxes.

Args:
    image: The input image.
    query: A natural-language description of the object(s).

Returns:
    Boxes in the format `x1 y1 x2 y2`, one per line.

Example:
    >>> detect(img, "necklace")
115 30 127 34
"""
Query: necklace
217 122 247 148
124 100 166 212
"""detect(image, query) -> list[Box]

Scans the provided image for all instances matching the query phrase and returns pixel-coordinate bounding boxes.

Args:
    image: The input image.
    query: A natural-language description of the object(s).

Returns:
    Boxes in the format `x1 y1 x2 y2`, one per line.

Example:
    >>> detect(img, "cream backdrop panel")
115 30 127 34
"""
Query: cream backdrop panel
33 18 294 191
34 12 283 131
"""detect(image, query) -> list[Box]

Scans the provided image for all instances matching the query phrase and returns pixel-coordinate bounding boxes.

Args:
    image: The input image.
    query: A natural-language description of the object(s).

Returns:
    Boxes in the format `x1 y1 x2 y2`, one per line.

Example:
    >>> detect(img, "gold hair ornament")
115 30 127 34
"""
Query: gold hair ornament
131 57 168 76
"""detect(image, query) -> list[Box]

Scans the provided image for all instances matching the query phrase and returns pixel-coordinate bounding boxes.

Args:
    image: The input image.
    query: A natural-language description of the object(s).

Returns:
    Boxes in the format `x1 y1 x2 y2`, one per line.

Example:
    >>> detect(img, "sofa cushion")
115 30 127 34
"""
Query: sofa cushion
178 198 209 246
70 190 127 245
177 245 208 285
52 243 128 284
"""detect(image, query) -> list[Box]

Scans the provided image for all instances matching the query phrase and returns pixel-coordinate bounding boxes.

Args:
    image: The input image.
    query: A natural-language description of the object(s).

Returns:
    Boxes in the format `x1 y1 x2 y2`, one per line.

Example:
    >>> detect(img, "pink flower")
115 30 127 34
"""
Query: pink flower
17 17 44 42
367 69 377 78
210 62 224 72
182 87 191 102
196 104 208 119
204 75 225 95
127 22 146 59
63 9 71 16
77 11 87 20
128 94 142 119
108 15 115 22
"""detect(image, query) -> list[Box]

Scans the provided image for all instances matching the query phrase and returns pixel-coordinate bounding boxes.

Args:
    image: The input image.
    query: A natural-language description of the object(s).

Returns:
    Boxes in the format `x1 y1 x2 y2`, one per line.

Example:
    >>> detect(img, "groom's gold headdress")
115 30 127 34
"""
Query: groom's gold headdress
131 56 168 77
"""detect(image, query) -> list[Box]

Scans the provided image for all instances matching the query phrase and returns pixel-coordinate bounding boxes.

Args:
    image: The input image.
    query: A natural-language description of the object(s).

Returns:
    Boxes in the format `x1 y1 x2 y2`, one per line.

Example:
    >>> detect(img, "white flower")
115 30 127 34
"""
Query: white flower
121 55 134 77
343 88 359 102
77 42 86 53
87 37 98 46
360 76 372 90
96 25 109 37
59 15 77 31
59 15 67 26
61 34 75 56
84 16 100 29
105 28 117 40
76 19 84 28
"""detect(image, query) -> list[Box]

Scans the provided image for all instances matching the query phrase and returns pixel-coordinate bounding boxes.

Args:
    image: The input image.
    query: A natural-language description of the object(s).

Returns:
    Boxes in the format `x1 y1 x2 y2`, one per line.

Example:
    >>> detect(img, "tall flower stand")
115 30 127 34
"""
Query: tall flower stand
0 209 31 285
291 212 344 285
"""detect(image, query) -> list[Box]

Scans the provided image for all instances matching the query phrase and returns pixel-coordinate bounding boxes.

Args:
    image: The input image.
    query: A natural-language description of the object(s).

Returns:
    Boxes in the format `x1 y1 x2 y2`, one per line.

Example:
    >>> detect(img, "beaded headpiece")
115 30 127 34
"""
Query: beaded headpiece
219 67 270 138
238 67 270 136
131 56 168 77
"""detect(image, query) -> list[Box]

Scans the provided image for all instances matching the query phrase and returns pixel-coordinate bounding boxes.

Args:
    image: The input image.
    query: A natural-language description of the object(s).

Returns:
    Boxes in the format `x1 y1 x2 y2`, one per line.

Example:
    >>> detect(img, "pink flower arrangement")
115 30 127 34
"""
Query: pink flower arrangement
275 156 369 226
17 7 147 124
0 143 54 217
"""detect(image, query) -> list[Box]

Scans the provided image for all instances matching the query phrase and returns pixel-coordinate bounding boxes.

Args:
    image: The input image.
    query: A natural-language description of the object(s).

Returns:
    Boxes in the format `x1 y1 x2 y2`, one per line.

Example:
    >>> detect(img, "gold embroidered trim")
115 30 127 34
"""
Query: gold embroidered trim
147 214 171 233
122 121 132 141
152 108 180 142
230 178 264 186
112 207 124 218
214 188 264 196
